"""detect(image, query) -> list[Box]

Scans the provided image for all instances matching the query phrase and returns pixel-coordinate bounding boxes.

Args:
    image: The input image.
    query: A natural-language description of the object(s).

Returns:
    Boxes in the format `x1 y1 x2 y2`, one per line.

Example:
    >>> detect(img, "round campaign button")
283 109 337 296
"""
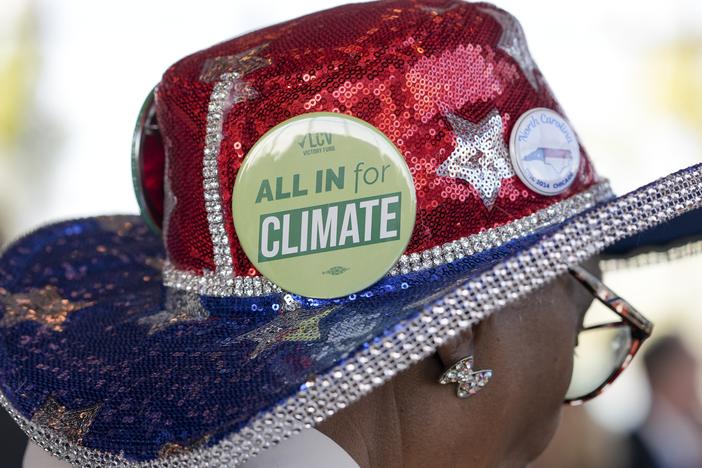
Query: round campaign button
232 112 416 299
509 107 581 196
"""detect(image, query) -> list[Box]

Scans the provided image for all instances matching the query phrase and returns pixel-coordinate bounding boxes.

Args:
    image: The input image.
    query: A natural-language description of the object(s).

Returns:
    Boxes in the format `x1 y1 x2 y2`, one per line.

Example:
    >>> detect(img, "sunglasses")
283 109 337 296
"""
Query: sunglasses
564 264 653 405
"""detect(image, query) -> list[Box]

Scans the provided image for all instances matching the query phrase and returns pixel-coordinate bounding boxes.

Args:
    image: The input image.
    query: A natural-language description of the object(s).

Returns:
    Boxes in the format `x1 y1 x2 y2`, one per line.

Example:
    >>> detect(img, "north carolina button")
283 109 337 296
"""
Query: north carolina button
232 112 416 298
509 108 581 196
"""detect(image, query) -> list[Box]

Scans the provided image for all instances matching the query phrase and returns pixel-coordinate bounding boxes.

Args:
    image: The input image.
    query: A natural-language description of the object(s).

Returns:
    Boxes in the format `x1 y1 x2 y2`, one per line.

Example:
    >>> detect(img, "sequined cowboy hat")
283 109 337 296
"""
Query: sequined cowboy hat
1 1 701 466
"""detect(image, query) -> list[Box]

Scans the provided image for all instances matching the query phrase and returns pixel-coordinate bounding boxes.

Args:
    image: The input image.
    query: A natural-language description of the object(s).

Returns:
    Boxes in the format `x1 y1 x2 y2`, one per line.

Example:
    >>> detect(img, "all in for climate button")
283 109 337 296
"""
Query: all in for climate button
232 112 416 298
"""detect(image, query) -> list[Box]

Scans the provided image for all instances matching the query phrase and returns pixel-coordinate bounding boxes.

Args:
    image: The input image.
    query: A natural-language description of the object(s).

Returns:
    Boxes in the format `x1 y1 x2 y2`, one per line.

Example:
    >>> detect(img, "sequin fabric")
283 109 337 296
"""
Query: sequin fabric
0 285 95 332
0 214 565 462
31 396 101 445
1 0 700 466
435 109 514 209
0 164 700 466
147 0 598 283
478 5 540 89
137 289 209 335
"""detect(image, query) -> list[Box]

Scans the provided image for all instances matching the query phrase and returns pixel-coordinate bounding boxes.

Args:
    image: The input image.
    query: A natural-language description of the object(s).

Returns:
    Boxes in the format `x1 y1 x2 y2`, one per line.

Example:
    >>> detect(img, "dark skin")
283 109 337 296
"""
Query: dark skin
319 258 599 468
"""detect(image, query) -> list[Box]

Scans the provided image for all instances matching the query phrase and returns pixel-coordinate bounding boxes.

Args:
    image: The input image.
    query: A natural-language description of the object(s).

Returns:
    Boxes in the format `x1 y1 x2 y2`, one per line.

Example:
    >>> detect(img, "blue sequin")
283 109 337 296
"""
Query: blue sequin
0 215 553 461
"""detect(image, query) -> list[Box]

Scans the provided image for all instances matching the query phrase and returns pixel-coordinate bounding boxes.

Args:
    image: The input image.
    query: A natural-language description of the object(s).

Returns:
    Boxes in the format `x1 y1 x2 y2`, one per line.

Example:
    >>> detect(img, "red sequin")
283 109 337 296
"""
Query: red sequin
146 0 598 277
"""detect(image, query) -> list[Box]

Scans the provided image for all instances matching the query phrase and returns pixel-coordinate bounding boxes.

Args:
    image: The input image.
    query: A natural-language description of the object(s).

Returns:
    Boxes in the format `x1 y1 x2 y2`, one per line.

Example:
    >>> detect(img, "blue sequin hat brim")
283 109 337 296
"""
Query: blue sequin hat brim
0 163 701 466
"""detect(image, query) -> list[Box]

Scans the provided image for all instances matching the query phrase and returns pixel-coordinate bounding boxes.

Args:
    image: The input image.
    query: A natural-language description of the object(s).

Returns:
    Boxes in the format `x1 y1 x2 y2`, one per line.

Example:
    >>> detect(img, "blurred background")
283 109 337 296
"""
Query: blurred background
1 0 701 466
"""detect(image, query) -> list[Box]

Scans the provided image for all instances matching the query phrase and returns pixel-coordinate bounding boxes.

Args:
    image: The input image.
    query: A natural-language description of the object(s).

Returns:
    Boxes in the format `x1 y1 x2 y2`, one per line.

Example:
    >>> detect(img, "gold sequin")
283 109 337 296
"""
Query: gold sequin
143 256 165 270
158 434 211 458
95 217 135 236
31 396 101 445
0 286 95 332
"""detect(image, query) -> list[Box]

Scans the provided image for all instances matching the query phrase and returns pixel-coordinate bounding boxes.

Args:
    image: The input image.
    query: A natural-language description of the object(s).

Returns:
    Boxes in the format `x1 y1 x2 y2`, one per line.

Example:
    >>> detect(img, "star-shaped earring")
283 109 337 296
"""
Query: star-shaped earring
31 396 101 444
0 286 95 332
436 109 514 209
439 356 493 398
479 6 539 90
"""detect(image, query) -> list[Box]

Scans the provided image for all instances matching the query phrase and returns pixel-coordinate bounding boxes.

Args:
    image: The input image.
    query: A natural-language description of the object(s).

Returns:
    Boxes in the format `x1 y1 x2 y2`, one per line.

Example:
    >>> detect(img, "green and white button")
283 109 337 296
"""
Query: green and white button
232 112 416 298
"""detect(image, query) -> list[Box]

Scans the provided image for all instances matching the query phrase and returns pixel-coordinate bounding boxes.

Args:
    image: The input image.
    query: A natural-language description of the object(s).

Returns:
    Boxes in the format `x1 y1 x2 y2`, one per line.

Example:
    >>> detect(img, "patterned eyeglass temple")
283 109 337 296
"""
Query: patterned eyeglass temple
564 264 654 404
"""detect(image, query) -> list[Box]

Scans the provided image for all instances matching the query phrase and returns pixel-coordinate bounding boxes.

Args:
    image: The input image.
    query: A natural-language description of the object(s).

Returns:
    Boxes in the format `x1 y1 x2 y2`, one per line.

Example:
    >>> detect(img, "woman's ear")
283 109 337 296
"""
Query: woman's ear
436 327 475 368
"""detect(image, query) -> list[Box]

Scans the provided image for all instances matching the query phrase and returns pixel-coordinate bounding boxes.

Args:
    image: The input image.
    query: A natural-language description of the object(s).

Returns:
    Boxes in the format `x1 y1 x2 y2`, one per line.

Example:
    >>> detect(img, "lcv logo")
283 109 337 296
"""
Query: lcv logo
297 132 335 156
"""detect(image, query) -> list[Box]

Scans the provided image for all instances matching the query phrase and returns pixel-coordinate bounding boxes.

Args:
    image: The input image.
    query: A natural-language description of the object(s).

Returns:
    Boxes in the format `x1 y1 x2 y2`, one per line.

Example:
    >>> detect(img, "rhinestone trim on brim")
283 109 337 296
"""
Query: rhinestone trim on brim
2 164 700 467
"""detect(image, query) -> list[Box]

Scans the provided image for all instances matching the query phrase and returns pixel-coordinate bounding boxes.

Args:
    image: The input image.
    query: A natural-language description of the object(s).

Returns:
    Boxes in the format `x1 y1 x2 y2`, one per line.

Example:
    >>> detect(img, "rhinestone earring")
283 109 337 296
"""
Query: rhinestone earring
439 356 493 398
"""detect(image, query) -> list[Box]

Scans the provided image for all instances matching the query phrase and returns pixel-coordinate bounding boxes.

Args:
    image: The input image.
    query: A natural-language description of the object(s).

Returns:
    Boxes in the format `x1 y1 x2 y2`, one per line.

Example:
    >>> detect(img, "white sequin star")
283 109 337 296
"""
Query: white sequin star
480 6 539 90
436 109 514 209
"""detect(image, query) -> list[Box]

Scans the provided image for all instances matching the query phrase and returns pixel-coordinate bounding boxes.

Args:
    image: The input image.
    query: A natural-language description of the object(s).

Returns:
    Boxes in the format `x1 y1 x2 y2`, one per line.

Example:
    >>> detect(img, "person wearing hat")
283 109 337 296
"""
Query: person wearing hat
6 1 701 467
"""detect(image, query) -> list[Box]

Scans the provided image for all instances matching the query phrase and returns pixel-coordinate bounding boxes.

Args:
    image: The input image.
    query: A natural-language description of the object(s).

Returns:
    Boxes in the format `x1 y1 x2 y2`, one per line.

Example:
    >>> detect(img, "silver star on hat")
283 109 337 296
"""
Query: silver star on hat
436 109 514 209
480 6 539 90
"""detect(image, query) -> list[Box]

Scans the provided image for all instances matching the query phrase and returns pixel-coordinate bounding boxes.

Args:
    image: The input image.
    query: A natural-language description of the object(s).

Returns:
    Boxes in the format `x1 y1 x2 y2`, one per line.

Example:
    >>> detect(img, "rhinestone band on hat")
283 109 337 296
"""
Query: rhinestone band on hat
164 180 613 297
388 181 612 276
201 46 271 292
162 263 282 297
4 164 701 467
202 72 237 290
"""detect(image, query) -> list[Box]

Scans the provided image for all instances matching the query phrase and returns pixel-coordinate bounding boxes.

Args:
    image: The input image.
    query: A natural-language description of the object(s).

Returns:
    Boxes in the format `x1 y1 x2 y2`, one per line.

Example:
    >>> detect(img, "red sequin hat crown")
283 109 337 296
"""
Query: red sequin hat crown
133 0 610 297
